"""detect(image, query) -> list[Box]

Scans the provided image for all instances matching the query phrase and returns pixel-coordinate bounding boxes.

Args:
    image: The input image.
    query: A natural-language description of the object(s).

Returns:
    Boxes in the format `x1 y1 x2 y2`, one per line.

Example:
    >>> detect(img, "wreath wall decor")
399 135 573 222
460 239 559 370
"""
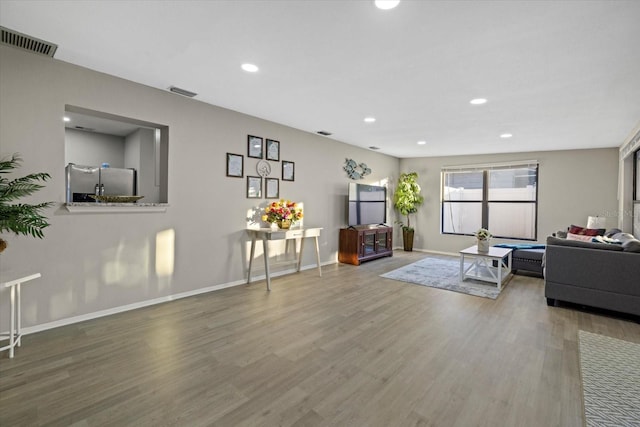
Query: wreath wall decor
343 158 372 180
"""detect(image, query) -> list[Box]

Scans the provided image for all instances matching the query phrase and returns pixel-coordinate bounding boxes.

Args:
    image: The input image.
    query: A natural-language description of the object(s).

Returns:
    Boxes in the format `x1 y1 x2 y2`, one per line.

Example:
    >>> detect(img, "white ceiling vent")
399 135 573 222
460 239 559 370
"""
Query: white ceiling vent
0 26 57 57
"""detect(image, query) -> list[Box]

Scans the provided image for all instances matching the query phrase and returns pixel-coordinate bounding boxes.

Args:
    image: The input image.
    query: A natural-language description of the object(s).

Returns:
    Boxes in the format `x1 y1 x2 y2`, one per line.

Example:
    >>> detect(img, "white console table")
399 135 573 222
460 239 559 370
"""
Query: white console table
246 227 322 291
1 272 41 358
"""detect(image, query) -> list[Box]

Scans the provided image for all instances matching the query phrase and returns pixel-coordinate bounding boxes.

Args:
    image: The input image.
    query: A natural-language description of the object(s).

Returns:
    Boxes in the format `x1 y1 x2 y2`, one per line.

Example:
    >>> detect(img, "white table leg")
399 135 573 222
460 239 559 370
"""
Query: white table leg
459 253 464 282
314 236 322 277
17 283 21 347
262 236 271 291
497 257 502 291
247 236 257 284
297 237 305 273
9 285 15 358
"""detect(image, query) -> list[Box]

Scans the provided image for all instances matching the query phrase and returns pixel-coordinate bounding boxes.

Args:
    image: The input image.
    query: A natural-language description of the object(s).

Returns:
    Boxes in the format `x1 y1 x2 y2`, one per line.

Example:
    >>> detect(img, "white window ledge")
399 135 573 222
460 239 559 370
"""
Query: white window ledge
65 203 168 213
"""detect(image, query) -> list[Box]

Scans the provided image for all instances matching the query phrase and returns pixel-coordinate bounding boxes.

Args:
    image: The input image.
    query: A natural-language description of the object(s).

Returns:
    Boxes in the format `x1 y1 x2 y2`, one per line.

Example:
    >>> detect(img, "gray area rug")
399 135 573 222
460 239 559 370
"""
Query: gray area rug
380 256 508 299
578 330 640 427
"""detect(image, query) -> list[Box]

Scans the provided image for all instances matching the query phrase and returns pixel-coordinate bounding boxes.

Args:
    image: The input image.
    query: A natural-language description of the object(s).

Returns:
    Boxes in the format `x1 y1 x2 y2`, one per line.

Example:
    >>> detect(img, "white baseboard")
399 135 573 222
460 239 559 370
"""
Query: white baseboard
392 247 459 257
16 261 334 337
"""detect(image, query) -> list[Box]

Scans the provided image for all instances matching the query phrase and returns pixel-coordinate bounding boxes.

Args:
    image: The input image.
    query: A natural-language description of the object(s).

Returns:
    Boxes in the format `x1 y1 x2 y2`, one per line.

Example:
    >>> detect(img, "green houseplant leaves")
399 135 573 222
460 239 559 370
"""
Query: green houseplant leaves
0 154 53 251
393 172 424 231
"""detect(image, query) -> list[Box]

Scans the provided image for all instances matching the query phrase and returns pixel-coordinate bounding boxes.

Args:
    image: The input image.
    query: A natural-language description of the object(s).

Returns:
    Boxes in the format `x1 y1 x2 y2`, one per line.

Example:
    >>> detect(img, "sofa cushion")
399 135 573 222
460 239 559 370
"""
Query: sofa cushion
622 240 640 252
546 236 624 251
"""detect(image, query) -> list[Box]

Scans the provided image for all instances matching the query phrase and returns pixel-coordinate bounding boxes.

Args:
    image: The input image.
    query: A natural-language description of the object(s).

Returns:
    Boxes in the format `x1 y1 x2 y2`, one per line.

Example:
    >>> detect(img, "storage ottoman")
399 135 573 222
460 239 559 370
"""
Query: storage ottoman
492 246 545 276
511 248 545 275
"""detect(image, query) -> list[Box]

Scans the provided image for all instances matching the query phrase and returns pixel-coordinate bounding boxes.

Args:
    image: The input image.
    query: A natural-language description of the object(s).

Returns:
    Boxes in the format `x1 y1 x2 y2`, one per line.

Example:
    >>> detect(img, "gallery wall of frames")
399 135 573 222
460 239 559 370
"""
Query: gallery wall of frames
226 135 295 199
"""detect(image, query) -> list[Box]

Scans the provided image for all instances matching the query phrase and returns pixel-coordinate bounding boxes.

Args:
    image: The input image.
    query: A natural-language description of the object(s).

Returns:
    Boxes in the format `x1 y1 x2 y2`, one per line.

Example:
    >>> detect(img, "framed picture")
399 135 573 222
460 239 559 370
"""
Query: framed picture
265 178 279 199
226 153 243 177
248 135 263 159
266 139 280 161
246 176 262 198
282 160 295 181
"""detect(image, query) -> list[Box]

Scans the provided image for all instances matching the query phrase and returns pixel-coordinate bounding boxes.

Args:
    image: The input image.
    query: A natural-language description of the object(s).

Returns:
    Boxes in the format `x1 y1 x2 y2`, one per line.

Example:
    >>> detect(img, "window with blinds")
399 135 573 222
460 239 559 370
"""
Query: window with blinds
441 161 539 240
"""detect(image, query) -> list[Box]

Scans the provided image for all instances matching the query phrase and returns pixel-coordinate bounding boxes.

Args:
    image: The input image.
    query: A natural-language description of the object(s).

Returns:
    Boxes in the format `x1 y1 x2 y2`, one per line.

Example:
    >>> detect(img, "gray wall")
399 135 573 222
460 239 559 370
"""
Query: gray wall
399 148 620 253
125 128 160 202
64 128 125 168
0 44 625 334
0 45 399 331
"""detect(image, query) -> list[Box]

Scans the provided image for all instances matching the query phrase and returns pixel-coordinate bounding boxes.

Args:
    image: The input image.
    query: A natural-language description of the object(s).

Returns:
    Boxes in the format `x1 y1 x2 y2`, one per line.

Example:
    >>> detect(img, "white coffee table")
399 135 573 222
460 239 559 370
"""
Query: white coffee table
459 245 513 290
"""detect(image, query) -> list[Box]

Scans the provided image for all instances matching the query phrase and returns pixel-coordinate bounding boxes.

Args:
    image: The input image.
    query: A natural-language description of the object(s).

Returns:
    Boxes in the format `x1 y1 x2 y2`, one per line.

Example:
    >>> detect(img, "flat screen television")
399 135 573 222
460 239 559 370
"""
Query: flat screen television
348 182 387 226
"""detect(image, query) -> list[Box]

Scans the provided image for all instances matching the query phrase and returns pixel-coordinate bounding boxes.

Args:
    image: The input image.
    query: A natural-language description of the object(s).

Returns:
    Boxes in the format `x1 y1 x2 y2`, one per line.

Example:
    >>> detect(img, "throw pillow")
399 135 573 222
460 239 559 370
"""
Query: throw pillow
568 225 606 236
605 228 622 238
567 232 594 242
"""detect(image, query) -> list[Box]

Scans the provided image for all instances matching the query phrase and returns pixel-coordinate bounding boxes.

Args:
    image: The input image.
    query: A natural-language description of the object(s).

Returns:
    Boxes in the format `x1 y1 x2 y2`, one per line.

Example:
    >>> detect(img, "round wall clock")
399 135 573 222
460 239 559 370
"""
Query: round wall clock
256 160 271 177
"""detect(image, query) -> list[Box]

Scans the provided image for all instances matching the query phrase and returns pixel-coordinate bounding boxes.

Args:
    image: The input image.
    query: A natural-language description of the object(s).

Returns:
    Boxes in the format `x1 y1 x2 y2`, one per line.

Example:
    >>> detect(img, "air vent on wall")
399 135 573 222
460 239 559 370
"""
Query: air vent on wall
169 86 198 97
317 130 332 136
0 26 57 57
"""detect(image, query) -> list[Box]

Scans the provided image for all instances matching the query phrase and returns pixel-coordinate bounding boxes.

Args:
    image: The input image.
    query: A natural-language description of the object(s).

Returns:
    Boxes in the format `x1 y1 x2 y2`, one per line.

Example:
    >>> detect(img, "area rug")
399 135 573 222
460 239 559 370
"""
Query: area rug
380 257 509 299
578 330 640 427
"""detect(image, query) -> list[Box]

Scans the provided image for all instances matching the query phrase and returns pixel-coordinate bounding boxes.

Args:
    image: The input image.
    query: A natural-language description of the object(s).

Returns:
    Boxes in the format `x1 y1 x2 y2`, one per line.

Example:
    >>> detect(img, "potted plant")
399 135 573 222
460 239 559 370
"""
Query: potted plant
393 172 424 251
0 154 53 253
474 228 492 252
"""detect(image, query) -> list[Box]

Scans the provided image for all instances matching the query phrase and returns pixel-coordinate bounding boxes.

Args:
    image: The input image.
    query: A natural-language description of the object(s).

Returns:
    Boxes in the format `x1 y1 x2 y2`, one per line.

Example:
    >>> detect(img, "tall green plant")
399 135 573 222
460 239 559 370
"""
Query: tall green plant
0 154 53 252
393 172 424 230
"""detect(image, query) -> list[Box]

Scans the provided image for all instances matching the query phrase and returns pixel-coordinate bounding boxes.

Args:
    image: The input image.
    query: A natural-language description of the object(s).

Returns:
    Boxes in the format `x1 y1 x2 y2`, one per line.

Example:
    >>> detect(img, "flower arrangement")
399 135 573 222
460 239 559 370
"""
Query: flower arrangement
262 199 303 228
474 228 492 241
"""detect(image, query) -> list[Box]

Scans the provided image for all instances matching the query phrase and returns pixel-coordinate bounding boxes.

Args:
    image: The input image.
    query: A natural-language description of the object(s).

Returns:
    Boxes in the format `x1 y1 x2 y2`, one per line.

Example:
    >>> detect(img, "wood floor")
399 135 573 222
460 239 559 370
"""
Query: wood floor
1 251 639 426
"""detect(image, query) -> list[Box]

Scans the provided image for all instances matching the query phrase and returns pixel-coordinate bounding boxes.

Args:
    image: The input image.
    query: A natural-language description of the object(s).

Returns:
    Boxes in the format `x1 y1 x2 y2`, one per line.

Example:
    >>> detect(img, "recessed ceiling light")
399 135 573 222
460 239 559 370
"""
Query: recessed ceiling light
417 140 427 145
470 98 487 105
500 133 513 139
241 63 259 73
364 117 376 123
375 0 400 10
63 117 70 122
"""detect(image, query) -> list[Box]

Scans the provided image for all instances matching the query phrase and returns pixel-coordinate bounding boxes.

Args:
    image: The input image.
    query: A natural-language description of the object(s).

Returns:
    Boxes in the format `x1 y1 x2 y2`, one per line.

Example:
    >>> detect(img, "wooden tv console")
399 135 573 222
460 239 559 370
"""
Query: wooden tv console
338 225 393 265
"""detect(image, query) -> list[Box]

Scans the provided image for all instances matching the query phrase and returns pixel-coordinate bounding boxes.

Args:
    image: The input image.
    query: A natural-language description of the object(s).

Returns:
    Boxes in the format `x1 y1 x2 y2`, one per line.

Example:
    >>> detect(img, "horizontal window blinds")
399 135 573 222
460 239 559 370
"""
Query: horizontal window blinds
441 160 538 172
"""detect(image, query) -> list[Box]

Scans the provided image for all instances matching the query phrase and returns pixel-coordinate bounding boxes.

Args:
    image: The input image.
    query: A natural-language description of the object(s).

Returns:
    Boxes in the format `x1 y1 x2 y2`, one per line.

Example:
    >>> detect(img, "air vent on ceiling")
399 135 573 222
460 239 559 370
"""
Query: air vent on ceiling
0 26 57 57
169 86 198 97
317 130 332 136
74 126 95 132
369 146 380 150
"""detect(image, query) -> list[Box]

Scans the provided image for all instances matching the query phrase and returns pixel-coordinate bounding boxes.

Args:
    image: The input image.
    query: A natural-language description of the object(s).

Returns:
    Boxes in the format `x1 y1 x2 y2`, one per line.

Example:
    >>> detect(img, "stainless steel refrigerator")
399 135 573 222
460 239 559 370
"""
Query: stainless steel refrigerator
66 163 137 202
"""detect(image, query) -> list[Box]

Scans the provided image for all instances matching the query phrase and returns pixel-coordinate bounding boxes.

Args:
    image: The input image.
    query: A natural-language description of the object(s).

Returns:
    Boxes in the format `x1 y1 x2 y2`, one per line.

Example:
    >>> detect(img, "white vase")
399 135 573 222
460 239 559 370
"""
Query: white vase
477 239 490 252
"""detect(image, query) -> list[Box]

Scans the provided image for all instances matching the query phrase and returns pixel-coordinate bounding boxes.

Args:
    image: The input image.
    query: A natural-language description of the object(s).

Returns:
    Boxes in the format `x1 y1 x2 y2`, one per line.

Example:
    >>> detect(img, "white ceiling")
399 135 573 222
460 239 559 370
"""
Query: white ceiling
1 0 639 158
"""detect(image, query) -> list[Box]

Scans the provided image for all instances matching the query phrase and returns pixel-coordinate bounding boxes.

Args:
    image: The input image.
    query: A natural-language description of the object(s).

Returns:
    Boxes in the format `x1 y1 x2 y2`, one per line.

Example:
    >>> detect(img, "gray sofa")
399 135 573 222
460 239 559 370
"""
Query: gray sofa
544 234 640 316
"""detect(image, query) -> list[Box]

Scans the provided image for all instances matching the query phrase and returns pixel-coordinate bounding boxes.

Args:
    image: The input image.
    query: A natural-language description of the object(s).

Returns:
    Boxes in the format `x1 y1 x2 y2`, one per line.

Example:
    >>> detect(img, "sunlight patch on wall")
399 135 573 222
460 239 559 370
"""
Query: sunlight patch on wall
84 276 99 304
49 286 75 320
156 229 175 277
102 239 150 286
